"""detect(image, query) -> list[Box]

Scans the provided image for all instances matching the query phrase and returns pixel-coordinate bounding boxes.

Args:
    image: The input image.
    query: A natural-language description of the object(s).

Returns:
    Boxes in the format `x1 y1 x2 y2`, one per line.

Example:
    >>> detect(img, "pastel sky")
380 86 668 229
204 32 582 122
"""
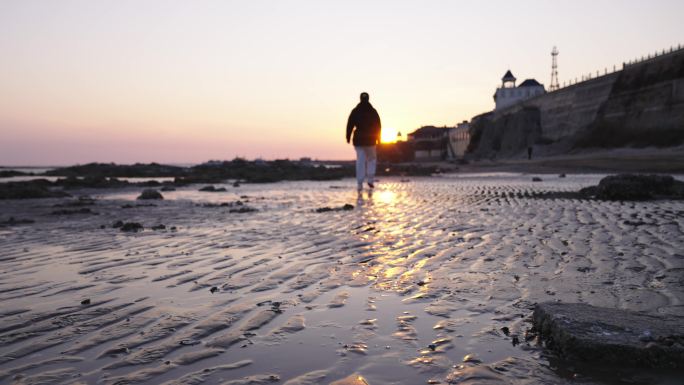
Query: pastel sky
1 0 682 165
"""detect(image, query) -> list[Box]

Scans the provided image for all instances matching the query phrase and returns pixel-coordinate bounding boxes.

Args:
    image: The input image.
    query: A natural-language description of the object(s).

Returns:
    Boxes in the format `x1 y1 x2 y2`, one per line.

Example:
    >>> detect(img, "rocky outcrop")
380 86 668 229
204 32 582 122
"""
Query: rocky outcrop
580 174 684 200
0 180 70 199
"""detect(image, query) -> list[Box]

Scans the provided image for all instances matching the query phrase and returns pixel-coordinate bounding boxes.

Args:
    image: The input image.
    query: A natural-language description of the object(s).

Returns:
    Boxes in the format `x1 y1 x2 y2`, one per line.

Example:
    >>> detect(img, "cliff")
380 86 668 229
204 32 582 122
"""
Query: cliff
469 47 684 158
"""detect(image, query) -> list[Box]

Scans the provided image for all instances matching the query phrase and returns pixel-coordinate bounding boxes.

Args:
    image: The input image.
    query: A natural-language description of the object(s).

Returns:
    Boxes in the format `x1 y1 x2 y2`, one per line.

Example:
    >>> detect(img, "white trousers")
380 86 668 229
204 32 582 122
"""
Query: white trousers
354 146 376 187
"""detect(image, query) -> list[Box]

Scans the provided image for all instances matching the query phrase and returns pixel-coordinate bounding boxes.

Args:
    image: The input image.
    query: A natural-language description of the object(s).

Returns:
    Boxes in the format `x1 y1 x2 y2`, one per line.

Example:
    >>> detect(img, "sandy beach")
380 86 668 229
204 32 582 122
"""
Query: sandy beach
1 174 683 384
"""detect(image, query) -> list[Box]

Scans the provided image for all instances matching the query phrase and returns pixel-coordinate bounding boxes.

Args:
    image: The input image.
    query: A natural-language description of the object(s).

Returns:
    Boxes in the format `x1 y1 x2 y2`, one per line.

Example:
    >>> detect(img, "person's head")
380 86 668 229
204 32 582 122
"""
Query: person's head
360 92 369 102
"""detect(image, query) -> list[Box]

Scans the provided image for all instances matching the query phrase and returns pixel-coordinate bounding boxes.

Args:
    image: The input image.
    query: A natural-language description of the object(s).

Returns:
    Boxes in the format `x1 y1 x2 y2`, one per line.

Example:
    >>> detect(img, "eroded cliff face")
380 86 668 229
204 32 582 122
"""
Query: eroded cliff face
578 51 684 148
469 48 684 158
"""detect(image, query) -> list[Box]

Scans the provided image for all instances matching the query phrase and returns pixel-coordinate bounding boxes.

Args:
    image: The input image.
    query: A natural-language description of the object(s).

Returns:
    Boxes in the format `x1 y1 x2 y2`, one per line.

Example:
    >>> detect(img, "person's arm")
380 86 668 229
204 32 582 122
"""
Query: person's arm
374 110 382 145
346 110 355 143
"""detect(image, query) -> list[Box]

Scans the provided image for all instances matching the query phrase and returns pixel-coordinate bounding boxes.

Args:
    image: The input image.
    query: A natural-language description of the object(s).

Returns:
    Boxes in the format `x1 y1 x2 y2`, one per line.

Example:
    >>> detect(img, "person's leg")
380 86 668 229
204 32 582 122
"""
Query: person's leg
355 146 366 190
365 146 377 188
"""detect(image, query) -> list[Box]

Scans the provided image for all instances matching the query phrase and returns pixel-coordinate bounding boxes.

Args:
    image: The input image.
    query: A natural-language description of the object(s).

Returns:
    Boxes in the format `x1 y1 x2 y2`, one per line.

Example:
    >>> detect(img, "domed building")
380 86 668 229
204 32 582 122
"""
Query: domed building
493 70 545 110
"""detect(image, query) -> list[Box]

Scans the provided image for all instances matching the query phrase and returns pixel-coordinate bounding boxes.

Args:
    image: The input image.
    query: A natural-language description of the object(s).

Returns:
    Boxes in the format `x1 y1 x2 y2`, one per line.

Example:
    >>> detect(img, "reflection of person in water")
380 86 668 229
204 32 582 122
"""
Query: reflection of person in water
346 92 381 192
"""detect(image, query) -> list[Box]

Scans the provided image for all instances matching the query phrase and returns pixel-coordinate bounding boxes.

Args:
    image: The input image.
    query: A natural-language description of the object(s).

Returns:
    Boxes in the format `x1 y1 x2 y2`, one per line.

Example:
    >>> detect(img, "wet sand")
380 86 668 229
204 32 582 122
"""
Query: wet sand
1 174 683 384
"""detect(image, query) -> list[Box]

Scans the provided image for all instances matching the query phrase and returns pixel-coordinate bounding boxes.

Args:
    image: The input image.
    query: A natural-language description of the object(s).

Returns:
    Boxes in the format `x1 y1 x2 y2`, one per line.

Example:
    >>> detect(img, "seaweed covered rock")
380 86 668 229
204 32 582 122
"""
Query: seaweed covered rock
581 174 684 200
137 189 163 200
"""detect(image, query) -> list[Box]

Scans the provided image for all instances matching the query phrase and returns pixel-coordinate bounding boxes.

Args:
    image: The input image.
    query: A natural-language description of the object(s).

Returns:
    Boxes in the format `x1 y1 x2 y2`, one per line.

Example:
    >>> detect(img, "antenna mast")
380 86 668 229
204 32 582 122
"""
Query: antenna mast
550 46 559 91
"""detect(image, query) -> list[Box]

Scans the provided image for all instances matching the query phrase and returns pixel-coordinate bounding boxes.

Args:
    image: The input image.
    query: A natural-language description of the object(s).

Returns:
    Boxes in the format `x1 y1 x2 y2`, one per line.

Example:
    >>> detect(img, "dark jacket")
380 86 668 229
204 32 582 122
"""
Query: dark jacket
346 101 381 146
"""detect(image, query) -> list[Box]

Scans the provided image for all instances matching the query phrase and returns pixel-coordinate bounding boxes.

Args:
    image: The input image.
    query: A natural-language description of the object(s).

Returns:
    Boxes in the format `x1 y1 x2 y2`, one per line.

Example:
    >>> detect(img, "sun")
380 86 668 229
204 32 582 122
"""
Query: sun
381 127 401 143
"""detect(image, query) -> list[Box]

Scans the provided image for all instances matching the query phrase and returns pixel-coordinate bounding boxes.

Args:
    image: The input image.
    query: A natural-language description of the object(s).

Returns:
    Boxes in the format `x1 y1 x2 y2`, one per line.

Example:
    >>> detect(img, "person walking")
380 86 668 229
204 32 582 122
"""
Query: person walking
346 92 381 191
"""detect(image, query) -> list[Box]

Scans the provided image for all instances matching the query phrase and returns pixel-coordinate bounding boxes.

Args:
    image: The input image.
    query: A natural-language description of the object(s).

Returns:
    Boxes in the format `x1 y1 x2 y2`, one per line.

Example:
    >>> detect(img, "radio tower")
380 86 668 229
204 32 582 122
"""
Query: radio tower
550 46 560 91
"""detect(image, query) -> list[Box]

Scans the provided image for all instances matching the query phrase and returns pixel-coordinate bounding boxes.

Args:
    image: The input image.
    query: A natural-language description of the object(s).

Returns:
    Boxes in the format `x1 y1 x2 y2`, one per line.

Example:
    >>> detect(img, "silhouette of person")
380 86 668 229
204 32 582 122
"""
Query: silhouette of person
346 92 381 191
527 146 533 160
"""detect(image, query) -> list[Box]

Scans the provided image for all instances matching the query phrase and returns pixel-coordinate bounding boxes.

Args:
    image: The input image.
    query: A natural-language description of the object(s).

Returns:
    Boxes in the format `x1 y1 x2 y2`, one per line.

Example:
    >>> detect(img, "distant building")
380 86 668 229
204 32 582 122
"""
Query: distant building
448 121 470 159
493 70 545 110
407 126 450 161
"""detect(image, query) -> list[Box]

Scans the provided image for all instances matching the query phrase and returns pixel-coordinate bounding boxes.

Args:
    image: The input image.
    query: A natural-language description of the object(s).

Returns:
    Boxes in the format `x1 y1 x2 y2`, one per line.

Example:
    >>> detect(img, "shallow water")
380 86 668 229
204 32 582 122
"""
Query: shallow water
1 175 683 384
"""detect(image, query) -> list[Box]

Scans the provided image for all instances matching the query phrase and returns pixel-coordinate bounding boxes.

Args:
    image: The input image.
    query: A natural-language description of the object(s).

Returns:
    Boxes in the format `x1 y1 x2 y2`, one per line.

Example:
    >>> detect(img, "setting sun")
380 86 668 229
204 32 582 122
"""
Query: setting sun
381 127 401 143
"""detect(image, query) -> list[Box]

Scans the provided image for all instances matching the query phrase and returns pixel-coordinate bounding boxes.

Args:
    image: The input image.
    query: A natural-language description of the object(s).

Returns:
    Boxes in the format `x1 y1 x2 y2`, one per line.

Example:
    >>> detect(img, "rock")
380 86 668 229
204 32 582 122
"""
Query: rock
112 220 124 228
50 208 96 215
210 286 219 293
533 302 684 368
199 185 227 192
0 180 70 199
151 224 166 230
81 298 91 305
315 204 354 213
559 173 567 178
0 217 35 227
229 206 257 213
532 177 543 182
501 326 510 336
120 222 143 232
137 189 163 200
160 186 176 192
593 174 684 201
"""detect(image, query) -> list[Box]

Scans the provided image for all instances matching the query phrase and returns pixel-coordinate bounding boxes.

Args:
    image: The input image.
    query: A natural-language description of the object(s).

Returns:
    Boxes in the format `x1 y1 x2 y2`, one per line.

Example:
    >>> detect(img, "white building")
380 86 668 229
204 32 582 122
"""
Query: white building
448 120 470 159
493 70 545 110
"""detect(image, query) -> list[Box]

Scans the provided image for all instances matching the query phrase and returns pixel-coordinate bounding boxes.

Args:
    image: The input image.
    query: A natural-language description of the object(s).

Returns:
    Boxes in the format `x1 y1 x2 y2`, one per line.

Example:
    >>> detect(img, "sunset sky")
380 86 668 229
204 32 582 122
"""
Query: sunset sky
1 0 682 165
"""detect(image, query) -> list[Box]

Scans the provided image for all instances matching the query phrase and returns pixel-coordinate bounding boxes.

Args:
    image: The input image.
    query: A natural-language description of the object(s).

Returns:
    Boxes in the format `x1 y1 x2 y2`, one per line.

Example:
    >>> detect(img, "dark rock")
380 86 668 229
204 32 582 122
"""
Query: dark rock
0 170 30 178
315 204 355 213
593 174 684 201
46 162 186 178
50 208 96 215
151 224 166 230
229 206 258 213
112 221 124 228
533 302 684 368
120 222 143 232
81 299 91 305
53 196 96 207
428 344 437 351
532 177 543 182
0 217 35 227
199 185 227 192
210 286 219 294
160 186 176 192
233 181 241 187
0 180 70 200
137 189 163 200
559 173 567 178
501 326 510 336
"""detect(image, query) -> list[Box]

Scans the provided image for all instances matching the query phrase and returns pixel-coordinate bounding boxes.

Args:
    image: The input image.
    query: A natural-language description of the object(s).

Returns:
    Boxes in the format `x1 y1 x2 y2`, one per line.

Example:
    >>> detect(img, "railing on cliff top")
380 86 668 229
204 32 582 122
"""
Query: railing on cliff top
549 43 683 93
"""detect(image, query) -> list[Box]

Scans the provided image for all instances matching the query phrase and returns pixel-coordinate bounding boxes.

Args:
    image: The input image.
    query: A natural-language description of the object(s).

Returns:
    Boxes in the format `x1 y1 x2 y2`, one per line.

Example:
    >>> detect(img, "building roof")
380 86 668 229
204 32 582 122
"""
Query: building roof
518 78 543 87
408 126 450 139
502 70 516 82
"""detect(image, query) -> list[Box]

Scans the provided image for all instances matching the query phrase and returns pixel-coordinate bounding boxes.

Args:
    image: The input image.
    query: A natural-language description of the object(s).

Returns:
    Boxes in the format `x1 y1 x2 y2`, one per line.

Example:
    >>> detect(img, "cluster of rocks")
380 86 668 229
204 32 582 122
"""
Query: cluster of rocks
110 220 171 232
0 180 70 199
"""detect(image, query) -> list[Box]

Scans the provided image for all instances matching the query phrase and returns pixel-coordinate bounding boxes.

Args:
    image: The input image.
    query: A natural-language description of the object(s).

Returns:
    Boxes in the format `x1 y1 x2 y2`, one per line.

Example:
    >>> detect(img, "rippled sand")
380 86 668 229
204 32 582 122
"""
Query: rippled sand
1 174 683 384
